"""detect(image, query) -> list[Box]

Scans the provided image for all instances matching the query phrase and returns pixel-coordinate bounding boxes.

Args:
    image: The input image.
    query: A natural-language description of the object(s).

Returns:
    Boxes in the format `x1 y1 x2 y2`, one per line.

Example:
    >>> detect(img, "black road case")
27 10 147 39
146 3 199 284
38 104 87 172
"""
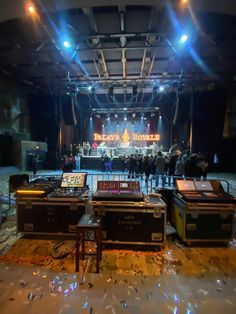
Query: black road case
90 197 166 246
17 199 86 234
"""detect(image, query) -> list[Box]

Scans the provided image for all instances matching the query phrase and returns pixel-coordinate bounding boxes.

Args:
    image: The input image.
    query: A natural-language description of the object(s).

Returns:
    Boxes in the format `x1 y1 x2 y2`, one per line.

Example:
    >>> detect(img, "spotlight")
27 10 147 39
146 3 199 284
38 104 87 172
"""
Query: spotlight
88 86 92 91
180 34 188 43
114 113 118 118
132 113 136 118
63 41 71 48
159 85 164 92
90 117 92 121
159 115 162 119
28 4 35 14
124 116 127 121
102 124 104 128
148 123 150 127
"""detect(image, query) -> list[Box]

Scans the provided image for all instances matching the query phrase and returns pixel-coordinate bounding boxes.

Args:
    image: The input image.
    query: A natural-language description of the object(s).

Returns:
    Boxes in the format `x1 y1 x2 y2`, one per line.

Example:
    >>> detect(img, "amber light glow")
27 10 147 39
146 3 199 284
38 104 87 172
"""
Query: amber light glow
16 190 45 195
26 2 37 15
28 5 35 13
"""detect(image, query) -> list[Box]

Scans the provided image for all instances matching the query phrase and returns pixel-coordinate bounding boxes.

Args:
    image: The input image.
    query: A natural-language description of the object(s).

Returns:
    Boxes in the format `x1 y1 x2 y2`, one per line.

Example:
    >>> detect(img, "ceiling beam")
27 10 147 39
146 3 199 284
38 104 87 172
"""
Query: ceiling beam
82 8 109 80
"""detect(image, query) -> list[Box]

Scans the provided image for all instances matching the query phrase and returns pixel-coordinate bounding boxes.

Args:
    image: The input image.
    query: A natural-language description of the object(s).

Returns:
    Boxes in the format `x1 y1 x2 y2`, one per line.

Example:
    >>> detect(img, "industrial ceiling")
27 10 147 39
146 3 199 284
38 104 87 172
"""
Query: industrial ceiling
0 0 236 109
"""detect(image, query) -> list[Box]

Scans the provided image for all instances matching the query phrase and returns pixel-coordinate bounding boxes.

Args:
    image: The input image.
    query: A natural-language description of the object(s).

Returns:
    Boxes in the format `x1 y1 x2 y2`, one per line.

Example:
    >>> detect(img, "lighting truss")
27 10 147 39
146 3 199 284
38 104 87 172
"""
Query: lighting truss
92 107 159 115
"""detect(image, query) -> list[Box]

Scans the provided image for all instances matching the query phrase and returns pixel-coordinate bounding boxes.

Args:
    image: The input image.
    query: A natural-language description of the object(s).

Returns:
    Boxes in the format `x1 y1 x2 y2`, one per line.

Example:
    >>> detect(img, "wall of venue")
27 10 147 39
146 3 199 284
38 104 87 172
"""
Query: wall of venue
191 86 236 172
0 76 31 166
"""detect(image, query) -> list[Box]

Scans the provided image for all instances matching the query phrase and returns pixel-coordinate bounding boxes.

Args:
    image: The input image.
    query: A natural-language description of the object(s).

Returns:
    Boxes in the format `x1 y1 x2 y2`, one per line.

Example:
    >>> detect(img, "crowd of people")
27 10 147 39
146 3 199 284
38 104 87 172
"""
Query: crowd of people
123 150 209 187
60 141 209 188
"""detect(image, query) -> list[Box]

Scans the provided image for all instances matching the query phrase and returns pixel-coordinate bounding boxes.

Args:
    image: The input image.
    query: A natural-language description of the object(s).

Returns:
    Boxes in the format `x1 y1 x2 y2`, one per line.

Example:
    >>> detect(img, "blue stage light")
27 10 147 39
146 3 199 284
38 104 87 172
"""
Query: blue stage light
180 34 188 43
63 41 71 48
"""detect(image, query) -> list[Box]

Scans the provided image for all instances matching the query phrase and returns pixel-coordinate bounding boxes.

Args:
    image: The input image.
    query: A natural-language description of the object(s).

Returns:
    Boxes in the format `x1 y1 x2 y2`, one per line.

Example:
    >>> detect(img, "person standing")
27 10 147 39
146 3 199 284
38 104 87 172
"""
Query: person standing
32 152 39 176
168 153 178 186
75 153 81 171
128 154 136 178
104 154 112 173
109 152 113 173
143 155 151 184
174 155 185 184
155 151 166 188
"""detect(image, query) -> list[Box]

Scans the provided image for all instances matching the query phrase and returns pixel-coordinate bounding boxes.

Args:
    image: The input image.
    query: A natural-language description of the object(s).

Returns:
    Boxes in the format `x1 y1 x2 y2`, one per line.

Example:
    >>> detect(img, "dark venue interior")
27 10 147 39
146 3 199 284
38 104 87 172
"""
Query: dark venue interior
0 1 236 313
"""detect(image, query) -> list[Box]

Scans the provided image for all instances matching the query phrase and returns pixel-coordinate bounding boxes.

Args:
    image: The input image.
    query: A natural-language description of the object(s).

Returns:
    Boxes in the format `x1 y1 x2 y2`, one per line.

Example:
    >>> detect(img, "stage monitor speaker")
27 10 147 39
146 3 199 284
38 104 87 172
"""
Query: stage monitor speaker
61 95 77 125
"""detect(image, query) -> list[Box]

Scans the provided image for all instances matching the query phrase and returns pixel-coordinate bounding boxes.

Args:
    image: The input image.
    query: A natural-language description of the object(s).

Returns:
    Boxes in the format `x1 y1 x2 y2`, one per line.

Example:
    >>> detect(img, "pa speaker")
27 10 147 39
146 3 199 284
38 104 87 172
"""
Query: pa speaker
173 92 191 125
61 95 77 125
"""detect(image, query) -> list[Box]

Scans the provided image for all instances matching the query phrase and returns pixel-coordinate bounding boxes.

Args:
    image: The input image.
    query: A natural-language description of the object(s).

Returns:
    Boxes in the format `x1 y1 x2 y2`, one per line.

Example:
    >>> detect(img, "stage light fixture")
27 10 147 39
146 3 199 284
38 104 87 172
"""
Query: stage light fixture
90 117 92 121
180 34 188 43
124 115 127 121
28 4 36 14
114 113 118 118
148 123 150 127
159 85 164 92
102 124 104 128
132 113 136 118
63 41 71 48
88 85 92 91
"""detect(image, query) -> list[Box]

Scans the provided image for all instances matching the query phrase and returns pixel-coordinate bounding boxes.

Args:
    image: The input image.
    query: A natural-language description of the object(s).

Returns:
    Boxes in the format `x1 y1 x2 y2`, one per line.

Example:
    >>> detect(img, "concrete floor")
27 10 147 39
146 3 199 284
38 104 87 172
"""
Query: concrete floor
0 167 236 313
0 262 236 314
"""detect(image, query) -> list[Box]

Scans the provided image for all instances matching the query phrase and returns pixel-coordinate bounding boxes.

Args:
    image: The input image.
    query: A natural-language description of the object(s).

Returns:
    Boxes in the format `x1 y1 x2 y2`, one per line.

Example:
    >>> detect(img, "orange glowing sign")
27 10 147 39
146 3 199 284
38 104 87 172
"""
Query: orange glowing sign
94 130 160 142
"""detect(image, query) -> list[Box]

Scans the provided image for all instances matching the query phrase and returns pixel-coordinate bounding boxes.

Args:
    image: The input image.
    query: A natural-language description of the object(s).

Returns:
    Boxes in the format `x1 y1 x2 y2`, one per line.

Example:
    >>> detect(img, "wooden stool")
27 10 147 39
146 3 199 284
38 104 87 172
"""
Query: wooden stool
75 214 102 273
